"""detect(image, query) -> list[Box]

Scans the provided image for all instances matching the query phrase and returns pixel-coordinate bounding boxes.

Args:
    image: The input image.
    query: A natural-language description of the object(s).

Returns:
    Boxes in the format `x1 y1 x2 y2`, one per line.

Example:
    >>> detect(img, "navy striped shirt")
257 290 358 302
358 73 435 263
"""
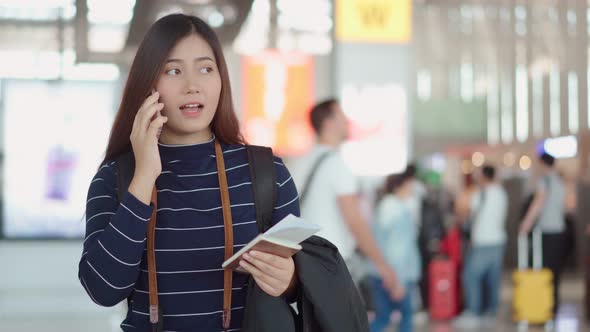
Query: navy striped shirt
78 137 300 331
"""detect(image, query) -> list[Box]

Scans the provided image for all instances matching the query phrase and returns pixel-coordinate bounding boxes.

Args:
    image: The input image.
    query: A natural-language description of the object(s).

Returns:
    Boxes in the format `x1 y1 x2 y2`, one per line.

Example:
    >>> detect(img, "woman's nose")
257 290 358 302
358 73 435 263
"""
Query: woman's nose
184 76 201 94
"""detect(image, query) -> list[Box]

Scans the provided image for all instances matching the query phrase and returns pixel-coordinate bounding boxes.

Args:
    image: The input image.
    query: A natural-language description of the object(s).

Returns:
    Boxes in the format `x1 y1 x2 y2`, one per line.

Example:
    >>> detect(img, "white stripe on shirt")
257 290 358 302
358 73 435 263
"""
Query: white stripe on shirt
140 267 223 274
157 181 252 194
134 287 241 295
84 229 104 243
226 163 250 172
209 147 246 157
87 195 113 204
224 147 246 153
132 306 244 317
120 203 150 221
274 195 299 210
175 163 249 178
177 170 217 178
86 212 115 223
155 220 256 231
109 223 146 243
278 176 292 187
157 203 254 213
146 243 247 252
86 261 136 290
98 240 141 266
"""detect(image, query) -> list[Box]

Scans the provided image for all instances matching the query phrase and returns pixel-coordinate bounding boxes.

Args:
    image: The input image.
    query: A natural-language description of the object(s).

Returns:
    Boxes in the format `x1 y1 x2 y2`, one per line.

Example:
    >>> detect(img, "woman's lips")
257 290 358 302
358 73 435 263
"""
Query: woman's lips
180 106 203 118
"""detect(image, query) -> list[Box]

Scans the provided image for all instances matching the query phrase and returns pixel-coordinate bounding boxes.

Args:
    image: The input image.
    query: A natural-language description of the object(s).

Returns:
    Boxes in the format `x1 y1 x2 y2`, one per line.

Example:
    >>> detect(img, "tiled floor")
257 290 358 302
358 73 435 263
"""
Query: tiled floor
1 274 587 331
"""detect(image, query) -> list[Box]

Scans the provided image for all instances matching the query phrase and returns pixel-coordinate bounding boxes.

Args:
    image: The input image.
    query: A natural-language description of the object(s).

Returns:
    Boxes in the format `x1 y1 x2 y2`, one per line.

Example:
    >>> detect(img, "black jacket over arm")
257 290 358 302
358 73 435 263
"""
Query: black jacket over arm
242 236 370 332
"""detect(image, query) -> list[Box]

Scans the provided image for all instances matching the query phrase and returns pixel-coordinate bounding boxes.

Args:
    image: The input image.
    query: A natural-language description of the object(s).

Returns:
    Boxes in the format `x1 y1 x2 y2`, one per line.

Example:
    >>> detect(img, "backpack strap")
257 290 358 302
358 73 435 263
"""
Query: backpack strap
246 145 277 233
299 151 332 207
113 152 163 331
114 151 135 202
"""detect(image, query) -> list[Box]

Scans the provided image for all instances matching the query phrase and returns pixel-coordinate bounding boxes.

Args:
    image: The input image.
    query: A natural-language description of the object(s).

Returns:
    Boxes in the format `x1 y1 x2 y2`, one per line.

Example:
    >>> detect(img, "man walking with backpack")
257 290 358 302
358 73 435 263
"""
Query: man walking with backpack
290 98 404 302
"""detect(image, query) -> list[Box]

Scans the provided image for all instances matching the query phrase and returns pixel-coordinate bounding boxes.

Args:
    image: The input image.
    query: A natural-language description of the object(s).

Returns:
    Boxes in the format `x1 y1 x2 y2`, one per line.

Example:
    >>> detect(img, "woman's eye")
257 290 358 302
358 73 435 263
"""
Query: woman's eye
165 69 181 75
200 67 213 74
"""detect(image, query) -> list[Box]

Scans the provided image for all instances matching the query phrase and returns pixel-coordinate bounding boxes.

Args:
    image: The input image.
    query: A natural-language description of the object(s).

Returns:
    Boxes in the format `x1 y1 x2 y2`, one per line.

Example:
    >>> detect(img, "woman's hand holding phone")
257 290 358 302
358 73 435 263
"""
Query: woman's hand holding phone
128 91 168 205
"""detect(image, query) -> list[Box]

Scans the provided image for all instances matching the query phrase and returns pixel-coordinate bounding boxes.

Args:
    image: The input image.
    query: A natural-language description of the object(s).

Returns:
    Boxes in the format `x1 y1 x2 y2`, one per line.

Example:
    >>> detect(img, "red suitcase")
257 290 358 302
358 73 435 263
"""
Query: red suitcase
428 257 459 320
440 226 463 269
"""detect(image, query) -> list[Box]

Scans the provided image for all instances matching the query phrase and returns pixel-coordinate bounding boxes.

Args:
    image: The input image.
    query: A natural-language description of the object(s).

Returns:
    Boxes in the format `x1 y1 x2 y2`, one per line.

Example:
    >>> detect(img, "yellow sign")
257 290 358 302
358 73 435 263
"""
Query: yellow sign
336 0 412 43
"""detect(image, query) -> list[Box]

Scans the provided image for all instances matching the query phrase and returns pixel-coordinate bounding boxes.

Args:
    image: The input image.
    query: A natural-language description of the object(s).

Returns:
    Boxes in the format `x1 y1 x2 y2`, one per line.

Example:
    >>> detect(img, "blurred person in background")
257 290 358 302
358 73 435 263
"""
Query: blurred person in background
560 172 577 271
455 172 477 224
520 152 566 318
454 165 508 328
290 99 404 301
368 173 421 332
403 164 427 228
401 164 428 318
416 171 448 313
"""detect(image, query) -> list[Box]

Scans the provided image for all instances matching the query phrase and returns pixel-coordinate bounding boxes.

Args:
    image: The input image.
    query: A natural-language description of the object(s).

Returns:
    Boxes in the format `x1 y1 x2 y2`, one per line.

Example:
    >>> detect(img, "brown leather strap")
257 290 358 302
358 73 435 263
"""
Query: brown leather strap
147 187 159 325
145 141 233 330
215 140 234 330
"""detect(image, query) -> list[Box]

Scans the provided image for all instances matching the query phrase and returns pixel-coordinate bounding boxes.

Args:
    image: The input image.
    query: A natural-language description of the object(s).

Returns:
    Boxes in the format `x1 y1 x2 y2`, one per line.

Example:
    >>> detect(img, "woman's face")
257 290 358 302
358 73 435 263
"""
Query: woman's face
155 33 222 144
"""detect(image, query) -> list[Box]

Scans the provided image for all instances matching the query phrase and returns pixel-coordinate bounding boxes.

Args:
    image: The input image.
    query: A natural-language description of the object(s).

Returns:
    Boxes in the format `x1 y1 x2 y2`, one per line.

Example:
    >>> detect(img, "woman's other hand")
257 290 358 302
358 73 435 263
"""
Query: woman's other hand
239 251 297 298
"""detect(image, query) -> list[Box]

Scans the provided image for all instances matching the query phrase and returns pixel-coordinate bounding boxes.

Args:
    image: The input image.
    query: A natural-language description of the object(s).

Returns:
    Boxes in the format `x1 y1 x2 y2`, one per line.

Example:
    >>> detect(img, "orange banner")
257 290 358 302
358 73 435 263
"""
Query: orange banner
241 51 315 156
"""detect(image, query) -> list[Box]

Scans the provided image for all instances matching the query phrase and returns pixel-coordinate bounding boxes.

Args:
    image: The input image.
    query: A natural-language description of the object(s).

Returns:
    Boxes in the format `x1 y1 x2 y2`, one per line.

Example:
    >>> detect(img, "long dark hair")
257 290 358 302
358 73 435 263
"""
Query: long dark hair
102 14 244 165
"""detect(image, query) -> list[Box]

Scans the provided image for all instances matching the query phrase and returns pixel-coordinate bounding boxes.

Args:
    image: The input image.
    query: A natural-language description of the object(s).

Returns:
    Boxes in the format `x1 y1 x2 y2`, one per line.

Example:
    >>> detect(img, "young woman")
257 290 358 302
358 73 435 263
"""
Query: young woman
368 174 421 332
78 14 300 331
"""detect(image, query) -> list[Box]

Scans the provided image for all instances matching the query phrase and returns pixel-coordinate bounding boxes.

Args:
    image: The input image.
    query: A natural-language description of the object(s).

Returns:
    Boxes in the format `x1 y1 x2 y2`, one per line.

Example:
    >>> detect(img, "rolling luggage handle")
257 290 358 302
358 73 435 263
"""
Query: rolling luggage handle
517 229 543 270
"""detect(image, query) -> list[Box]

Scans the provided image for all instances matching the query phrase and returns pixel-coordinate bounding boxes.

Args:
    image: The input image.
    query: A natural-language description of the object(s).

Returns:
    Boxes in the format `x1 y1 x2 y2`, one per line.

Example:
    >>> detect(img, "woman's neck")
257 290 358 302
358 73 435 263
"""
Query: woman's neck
159 129 214 145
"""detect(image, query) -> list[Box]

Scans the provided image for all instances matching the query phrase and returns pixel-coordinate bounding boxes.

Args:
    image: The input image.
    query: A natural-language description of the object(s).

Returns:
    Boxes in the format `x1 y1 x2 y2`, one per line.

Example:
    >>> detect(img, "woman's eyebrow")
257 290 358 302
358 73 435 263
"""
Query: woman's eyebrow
165 56 215 64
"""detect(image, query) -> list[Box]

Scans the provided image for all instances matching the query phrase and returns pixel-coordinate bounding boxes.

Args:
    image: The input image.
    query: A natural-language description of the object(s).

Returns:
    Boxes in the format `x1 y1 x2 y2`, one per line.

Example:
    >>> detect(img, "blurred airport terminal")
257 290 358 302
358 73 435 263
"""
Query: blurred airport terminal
1 0 590 331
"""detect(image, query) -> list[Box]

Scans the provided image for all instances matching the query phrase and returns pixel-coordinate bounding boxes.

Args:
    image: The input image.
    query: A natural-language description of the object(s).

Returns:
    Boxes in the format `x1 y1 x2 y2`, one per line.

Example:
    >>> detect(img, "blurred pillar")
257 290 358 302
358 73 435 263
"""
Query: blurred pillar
432 3 449 99
575 0 590 273
74 0 88 61
543 72 551 136
333 0 412 173
448 0 462 100
508 0 518 143
496 0 516 144
577 0 589 175
526 0 534 142
268 0 278 49
558 0 570 135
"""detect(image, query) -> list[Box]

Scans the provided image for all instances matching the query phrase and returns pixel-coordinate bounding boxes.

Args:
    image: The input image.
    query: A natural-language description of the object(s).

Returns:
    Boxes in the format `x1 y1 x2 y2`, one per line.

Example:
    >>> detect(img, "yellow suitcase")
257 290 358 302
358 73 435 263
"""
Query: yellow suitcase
512 231 554 324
